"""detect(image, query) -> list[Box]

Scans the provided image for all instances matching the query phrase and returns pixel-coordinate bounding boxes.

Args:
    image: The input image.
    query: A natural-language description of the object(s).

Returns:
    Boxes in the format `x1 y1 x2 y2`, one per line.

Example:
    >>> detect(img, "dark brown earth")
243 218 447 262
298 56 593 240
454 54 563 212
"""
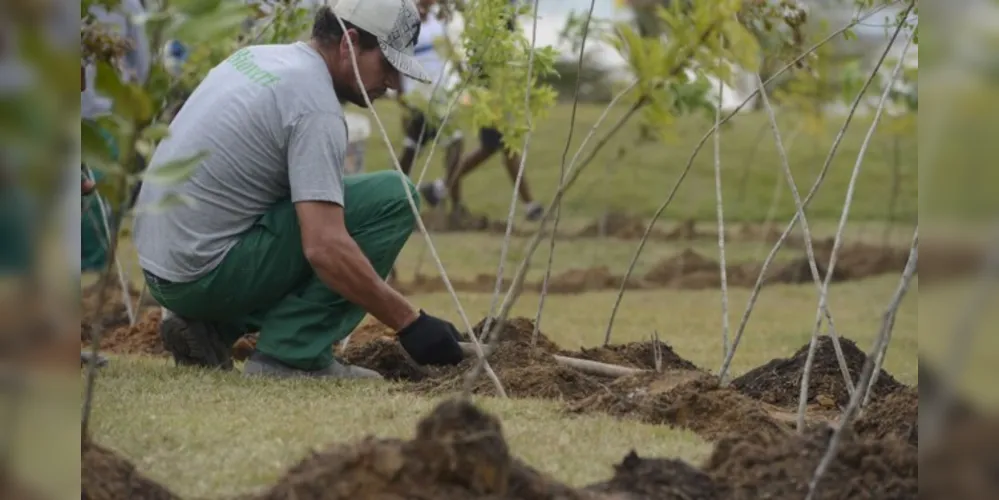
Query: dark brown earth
82 437 179 500
342 317 619 402
703 424 918 499
567 372 793 442
81 280 159 344
854 386 918 446
730 335 905 408
254 398 596 500
570 339 699 371
584 450 730 499
92 309 166 357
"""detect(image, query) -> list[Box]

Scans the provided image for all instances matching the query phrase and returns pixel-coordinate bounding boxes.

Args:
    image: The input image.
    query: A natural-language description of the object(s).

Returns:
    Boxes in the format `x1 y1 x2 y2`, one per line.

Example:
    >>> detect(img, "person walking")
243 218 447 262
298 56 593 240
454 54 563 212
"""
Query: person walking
132 1 466 379
417 0 543 222
395 0 464 179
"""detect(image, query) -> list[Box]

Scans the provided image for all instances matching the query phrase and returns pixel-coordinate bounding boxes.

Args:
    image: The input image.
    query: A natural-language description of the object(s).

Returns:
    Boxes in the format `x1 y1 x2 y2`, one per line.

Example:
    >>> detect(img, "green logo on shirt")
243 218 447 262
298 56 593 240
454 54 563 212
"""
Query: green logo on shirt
227 49 281 87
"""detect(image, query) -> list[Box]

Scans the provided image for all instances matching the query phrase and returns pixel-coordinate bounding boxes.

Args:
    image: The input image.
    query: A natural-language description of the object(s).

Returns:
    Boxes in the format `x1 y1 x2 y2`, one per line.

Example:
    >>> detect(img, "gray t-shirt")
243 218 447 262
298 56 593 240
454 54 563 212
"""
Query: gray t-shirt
133 41 348 283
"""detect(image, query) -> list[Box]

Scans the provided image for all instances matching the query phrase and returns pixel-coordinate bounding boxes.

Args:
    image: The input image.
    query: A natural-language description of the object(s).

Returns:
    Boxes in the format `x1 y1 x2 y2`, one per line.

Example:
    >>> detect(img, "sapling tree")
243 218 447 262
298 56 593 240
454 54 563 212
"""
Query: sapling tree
80 0 257 434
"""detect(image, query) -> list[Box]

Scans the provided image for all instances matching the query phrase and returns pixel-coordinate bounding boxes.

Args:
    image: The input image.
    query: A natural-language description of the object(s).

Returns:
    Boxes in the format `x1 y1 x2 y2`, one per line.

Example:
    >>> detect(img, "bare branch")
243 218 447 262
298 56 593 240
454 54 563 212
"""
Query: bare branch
602 5 896 347
717 4 916 387
795 18 915 432
533 0 601 347
712 51 731 361
330 12 506 398
806 225 918 500
464 0 543 397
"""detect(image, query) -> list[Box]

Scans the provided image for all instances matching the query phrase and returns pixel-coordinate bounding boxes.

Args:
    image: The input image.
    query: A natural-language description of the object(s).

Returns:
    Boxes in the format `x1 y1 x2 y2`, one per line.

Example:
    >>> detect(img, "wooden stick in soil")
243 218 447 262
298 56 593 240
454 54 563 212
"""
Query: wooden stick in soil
712 48 731 361
793 22 915 433
600 8 890 347
331 13 506 398
457 343 645 378
533 0 601 348
805 224 918 500
716 5 915 387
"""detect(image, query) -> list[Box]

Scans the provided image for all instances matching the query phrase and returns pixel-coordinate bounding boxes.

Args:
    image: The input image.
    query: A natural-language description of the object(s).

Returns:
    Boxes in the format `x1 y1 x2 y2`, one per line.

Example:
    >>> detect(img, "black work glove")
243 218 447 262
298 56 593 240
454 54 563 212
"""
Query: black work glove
397 310 464 366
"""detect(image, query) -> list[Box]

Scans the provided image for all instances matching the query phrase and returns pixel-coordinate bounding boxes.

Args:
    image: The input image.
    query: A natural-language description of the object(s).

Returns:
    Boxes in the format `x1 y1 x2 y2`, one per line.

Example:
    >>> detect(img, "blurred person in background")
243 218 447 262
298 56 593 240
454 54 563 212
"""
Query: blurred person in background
395 0 464 180
80 0 151 273
417 0 543 223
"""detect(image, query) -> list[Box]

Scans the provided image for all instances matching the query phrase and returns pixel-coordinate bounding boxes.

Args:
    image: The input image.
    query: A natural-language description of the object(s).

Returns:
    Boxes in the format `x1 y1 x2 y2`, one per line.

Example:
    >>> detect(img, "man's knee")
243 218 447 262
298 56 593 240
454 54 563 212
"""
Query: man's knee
369 170 420 216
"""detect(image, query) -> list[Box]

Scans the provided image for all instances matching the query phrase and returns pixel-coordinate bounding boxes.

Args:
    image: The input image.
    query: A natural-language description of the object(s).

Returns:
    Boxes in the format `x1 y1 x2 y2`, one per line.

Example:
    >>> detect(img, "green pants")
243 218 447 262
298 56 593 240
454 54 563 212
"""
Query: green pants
146 171 419 371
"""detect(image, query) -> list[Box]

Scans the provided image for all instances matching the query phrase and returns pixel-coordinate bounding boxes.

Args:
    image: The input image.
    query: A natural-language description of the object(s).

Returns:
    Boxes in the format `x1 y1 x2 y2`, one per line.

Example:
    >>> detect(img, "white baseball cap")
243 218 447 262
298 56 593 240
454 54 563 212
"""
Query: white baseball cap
327 0 432 83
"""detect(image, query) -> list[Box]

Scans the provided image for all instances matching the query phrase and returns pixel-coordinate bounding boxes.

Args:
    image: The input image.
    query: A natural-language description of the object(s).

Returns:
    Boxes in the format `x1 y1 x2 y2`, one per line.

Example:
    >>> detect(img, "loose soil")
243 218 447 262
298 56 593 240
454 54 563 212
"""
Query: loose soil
566 372 793 442
853 386 918 446
82 436 179 500
91 309 166 357
254 398 596 500
703 424 917 499
584 450 730 499
342 317 619 402
570 339 700 371
730 335 905 408
81 280 159 344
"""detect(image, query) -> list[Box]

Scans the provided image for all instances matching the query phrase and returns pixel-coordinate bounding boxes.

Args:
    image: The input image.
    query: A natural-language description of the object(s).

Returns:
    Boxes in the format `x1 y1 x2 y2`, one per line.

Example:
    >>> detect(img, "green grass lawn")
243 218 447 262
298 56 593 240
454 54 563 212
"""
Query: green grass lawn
59 99 939 499
356 99 918 223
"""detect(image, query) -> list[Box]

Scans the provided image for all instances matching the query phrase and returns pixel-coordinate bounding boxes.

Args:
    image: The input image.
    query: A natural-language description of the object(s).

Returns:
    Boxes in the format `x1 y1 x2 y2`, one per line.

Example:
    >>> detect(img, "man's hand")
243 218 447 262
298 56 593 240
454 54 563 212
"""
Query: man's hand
397 310 464 366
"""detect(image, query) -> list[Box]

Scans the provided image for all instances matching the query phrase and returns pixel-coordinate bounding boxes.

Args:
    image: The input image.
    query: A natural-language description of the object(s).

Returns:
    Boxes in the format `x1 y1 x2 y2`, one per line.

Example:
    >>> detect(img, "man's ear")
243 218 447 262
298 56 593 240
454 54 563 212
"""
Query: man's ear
339 29 360 59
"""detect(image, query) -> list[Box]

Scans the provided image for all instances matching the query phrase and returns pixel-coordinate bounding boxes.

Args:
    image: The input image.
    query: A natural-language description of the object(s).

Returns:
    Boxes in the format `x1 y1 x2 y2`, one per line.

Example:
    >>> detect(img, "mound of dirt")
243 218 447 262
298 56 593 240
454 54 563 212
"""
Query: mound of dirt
82 437 179 500
730 335 905 408
539 266 641 294
853 387 918 446
411 340 614 401
568 373 791 442
95 309 166 357
572 340 700 371
704 424 917 499
576 211 667 240
584 450 729 499
769 242 910 285
469 316 561 351
81 281 157 343
255 398 593 500
643 249 721 289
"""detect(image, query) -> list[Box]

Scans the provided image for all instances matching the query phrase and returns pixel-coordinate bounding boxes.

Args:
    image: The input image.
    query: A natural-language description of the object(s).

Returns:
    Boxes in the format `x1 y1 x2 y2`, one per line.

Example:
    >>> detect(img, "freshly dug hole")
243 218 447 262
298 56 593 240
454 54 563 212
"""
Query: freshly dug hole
730 335 905 408
704 424 917 499
81 281 157 343
255 398 595 500
82 437 179 500
568 373 791 442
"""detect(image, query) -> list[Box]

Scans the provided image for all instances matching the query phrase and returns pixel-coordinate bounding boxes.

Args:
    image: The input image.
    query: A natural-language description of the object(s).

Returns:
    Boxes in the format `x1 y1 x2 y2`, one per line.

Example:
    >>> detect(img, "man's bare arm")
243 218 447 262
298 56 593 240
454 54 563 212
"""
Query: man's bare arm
295 200 418 331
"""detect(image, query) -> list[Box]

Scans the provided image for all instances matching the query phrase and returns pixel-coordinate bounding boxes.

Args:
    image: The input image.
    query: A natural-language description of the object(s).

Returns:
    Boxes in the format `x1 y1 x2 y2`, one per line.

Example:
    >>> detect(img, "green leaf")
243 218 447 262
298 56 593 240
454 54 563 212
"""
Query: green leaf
141 123 172 142
174 0 223 17
171 3 255 45
142 150 210 185
95 61 128 104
